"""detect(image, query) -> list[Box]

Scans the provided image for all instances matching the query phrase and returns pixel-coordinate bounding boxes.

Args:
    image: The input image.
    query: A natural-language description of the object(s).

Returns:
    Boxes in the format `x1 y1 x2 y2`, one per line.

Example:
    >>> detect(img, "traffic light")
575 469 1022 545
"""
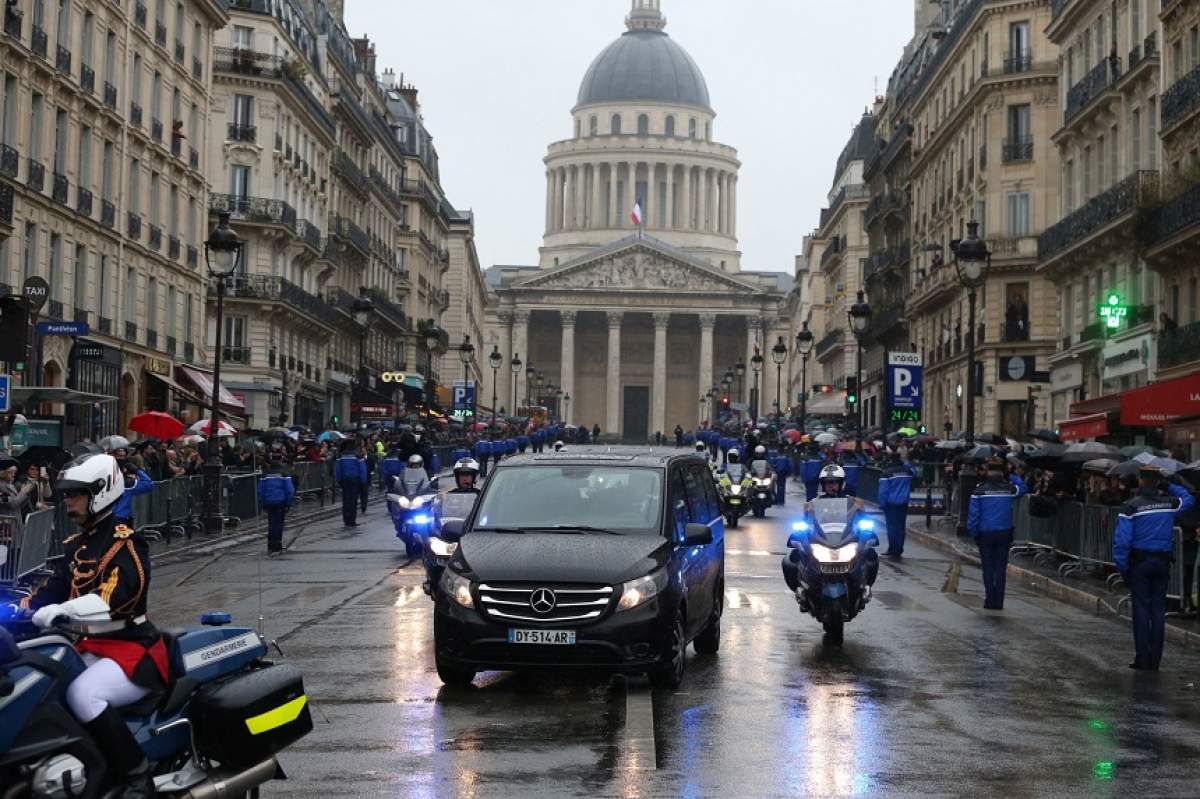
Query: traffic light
722 397 730 407
919 424 928 434
845 376 858 407
330 415 340 427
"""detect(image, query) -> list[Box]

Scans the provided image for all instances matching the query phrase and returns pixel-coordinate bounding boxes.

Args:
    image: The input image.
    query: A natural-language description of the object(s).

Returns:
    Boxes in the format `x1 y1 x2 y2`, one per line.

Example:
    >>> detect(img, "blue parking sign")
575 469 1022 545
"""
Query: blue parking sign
886 352 922 424
0 374 9 413
452 381 476 413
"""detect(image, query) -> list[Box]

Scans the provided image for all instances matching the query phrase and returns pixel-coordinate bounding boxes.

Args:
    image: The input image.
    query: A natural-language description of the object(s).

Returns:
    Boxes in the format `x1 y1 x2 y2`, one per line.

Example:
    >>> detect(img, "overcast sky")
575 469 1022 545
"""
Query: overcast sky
346 0 915 274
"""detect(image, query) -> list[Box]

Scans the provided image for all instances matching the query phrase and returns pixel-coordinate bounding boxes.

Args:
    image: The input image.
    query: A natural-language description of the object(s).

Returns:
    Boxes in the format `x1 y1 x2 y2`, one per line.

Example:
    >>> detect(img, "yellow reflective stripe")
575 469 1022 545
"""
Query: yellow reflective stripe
244 695 308 735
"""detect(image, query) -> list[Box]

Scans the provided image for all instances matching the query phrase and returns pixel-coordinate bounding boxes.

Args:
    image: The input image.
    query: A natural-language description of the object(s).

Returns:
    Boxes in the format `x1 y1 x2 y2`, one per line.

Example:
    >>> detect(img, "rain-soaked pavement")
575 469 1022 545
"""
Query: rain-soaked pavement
150 489 1200 798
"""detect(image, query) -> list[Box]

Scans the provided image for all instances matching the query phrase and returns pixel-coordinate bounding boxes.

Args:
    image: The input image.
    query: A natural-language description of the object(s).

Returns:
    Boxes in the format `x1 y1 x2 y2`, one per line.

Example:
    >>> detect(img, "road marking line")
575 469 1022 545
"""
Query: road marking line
621 679 657 774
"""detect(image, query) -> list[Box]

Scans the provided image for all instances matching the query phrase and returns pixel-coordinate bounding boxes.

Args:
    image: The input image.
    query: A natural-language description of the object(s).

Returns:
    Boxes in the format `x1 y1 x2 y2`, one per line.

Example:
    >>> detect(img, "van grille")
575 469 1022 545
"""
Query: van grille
477 583 613 624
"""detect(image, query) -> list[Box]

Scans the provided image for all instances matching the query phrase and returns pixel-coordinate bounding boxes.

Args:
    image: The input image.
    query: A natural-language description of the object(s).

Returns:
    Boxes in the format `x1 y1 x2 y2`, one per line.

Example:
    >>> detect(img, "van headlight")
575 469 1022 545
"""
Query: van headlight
617 569 669 612
440 570 474 608
810 542 858 564
428 537 458 558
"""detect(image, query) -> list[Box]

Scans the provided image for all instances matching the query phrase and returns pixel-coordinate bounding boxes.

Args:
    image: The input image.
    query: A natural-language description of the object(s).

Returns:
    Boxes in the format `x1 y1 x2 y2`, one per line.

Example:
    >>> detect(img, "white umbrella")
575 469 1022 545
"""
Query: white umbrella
179 434 206 445
188 419 236 438
98 435 131 452
934 439 967 450
814 432 840 445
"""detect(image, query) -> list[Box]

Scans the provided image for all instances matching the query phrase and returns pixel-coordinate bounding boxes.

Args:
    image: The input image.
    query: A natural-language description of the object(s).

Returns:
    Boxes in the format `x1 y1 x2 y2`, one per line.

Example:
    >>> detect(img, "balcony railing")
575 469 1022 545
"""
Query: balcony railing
154 22 166 47
816 329 844 359
865 191 905 226
1002 136 1034 163
1160 320 1200 370
103 82 116 108
30 25 46 58
331 214 369 256
820 184 871 234
1162 64 1200 131
333 149 367 188
168 235 180 260
1038 171 1158 261
4 8 21 39
366 288 409 330
148 224 162 250
0 182 12 228
100 199 114 228
863 123 912 181
151 118 163 142
76 187 92 217
26 159 43 191
819 236 843 270
218 274 339 328
210 193 297 232
1078 321 1104 344
126 212 141 240
0 145 18 178
1065 60 1111 124
222 346 252 364
129 102 142 128
125 321 137 342
227 122 256 142
55 44 71 73
1003 50 1032 74
1145 182 1200 246
296 219 322 252
80 63 94 94
211 48 335 136
866 301 906 340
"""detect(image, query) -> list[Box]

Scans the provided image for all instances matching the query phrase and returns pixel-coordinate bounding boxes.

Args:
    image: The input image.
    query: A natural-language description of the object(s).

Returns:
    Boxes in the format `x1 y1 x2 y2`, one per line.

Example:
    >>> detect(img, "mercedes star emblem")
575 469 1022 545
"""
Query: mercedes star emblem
529 588 557 614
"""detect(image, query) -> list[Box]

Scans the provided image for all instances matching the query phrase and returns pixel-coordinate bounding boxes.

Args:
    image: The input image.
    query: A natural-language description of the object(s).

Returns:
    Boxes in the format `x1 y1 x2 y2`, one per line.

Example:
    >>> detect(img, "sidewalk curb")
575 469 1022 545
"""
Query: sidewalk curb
904 523 1200 650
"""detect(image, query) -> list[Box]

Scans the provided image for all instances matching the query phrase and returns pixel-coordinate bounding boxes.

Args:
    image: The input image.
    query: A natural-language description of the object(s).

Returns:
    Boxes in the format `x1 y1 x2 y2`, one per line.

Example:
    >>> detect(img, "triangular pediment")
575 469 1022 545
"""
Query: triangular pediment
512 237 764 294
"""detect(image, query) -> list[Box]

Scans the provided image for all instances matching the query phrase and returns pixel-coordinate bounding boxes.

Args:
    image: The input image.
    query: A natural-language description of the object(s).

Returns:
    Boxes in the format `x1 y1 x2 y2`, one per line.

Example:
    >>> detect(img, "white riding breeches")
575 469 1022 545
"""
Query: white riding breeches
65 653 151 723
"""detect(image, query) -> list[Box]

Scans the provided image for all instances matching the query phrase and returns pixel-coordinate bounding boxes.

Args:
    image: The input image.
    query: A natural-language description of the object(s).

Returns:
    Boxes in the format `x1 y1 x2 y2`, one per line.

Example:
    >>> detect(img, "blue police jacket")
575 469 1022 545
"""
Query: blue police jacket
451 448 469 463
379 455 404 487
505 439 517 455
967 474 1028 536
473 439 493 458
258 472 295 506
770 454 791 477
878 463 917 507
1114 484 1195 572
334 455 367 484
114 469 153 520
517 435 530 448
800 458 824 483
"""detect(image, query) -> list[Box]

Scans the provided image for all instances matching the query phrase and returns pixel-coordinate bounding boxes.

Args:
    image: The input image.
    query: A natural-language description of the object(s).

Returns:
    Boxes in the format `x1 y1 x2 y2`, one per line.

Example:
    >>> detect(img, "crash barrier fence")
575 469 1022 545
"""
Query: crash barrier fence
0 508 57 585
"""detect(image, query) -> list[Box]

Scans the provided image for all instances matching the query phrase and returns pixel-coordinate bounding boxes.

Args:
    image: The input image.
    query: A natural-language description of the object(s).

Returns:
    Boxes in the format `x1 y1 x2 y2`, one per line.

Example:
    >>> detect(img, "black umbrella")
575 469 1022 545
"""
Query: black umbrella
1025 443 1068 468
965 444 1001 462
17 446 72 469
957 431 1007 445
1060 442 1122 464
69 441 102 457
1027 428 1061 444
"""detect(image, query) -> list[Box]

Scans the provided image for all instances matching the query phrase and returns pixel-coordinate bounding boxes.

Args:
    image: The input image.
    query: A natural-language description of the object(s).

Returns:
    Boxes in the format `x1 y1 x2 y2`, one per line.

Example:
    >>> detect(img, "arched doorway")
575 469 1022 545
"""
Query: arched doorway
40 360 64 417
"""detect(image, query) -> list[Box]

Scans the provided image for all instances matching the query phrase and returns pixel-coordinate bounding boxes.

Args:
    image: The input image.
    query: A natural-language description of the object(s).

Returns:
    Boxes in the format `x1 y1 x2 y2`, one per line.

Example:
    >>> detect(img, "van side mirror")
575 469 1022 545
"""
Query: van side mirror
683 523 713 546
440 520 465 541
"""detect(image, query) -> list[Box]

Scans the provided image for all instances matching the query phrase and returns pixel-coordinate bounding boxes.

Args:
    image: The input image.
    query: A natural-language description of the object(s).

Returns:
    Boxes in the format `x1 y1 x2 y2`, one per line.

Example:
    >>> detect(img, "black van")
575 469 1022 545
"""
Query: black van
433 449 725 688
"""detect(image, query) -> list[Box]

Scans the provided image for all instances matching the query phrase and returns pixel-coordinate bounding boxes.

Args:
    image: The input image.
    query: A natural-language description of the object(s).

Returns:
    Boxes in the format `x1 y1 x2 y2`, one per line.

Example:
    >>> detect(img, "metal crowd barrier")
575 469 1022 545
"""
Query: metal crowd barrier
0 509 55 587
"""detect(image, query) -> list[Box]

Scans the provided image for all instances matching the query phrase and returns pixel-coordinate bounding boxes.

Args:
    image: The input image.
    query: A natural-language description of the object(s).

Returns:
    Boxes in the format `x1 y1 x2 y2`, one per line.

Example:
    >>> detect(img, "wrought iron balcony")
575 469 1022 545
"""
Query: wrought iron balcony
129 102 142 128
1038 171 1158 261
192 57 202 80
211 48 335 135
51 171 68 203
816 329 844 359
1065 60 1111 124
30 25 46 58
1145 182 1200 247
186 245 198 267
100 200 114 229
151 117 163 142
330 214 369 257
222 346 251 364
80 63 94 94
125 321 137 342
55 44 70 73
1002 136 1034 163
127 212 142 240
168 235 180 260
217 275 339 328
865 191 905 226
333 150 366 188
4 8 21 39
134 2 146 28
865 301 906 341
296 219 322 252
25 159 43 191
819 236 843 270
0 181 12 228
154 22 166 47
76 187 92 217
210 193 297 232
103 82 116 109
366 288 409 330
1160 321 1200 370
1003 50 1032 74
148 224 162 250
1163 64 1200 131
146 330 157 349
0 145 17 178
863 123 911 181
227 122 256 142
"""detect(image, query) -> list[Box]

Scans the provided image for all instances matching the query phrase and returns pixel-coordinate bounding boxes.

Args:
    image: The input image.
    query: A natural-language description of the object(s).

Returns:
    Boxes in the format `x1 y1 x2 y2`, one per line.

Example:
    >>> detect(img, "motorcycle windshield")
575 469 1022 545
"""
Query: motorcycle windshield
401 468 429 495
751 461 770 477
725 465 744 482
440 493 477 522
809 497 854 546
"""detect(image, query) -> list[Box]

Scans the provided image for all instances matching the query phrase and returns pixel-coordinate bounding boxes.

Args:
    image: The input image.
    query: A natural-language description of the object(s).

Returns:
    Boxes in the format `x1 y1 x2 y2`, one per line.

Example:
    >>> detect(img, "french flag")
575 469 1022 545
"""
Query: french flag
631 201 643 228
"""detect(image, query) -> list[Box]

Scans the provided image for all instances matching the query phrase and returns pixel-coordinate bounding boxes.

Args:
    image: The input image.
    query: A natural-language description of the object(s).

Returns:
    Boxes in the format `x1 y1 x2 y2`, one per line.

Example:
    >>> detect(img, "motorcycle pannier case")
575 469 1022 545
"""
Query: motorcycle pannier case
189 663 312 767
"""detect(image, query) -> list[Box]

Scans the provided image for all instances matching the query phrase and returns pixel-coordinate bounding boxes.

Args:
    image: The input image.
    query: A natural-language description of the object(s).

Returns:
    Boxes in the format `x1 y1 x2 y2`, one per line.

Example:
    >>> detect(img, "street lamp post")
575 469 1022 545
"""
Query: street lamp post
509 353 522 420
720 376 731 422
848 290 873 454
536 372 545 407
771 336 787 422
202 213 244 535
489 345 502 426
734 359 746 413
352 292 374 428
525 363 535 409
564 393 571 425
952 218 990 536
458 335 475 420
750 351 763 424
795 322 814 432
554 386 563 421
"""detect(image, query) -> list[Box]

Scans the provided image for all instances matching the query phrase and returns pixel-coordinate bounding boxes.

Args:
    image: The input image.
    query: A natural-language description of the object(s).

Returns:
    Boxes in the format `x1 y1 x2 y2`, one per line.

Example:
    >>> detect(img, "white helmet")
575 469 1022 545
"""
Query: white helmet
819 463 846 494
57 453 124 517
453 458 480 479
407 454 424 469
695 441 708 453
553 441 566 452
754 445 767 459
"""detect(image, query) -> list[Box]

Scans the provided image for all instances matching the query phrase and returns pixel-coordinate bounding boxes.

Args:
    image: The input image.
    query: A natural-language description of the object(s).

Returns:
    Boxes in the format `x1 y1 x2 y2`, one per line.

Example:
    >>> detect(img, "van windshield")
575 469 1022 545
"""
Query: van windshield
474 466 663 534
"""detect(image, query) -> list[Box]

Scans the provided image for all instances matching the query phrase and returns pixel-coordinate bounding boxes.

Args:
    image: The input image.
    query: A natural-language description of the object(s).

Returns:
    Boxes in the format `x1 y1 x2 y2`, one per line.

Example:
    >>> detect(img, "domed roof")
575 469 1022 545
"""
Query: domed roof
577 29 711 111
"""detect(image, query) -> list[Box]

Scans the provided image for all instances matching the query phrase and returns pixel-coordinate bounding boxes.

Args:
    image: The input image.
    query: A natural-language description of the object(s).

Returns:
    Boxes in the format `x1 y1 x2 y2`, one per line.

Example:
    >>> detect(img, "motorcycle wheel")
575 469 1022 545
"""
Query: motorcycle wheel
727 514 739 529
406 539 422 558
753 506 765 518
822 617 844 644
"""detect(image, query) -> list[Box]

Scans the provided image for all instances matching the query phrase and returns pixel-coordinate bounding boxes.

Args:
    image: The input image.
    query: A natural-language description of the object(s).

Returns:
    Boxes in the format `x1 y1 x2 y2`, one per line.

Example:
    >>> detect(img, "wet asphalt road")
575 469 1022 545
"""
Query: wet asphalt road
150 490 1200 798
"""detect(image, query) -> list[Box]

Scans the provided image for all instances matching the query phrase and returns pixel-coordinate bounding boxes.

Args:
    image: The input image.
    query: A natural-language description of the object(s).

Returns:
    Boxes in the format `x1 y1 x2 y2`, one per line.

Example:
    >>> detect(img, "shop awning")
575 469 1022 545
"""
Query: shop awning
11 387 118 406
1165 416 1200 447
1119 372 1200 427
178 366 245 411
147 371 206 407
1069 393 1121 418
1057 412 1110 442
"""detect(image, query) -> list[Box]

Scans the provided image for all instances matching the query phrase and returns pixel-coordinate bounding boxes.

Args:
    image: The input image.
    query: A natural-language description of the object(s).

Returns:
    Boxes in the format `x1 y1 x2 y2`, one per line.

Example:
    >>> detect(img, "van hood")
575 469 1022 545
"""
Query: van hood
457 532 669 585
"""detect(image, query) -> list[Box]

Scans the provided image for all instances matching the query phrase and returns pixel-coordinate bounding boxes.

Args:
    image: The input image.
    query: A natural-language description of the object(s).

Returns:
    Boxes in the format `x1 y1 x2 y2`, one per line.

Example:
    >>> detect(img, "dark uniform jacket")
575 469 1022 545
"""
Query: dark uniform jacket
21 512 167 689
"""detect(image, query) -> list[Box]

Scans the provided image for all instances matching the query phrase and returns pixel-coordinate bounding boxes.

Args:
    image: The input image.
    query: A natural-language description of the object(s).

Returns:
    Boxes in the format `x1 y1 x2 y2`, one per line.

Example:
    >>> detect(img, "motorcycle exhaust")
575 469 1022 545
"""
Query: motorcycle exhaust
181 757 281 799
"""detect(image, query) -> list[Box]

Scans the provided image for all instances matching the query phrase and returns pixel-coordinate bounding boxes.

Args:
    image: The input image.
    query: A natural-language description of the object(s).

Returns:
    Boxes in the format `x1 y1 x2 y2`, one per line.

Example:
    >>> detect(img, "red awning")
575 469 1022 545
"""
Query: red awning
1119 372 1200 427
1069 393 1121 418
178 366 246 411
1057 412 1110 441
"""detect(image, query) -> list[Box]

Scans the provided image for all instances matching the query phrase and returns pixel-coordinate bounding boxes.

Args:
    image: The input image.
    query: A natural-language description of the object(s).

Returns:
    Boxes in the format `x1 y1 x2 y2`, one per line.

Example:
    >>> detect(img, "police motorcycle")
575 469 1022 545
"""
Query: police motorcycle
715 449 754 529
780 467 880 642
423 459 481 599
748 446 775 519
387 454 440 558
0 604 311 799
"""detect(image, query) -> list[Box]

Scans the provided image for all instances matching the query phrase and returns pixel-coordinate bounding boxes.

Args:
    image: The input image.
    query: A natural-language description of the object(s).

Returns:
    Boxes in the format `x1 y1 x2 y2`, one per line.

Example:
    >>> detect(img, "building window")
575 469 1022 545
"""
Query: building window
1131 108 1141 169
1147 97 1156 169
1006 192 1030 236
1082 145 1092 200
149 171 160 225
131 54 142 106
49 234 61 300
185 294 193 345
28 93 43 161
1064 160 1074 213
78 125 91 188
73 244 86 308
98 254 108 319
688 118 696 139
1110 124 1119 181
1063 283 1074 338
231 164 250 198
588 115 597 137
665 115 675 137
637 114 649 136
233 94 252 127
610 114 621 135
146 277 157 331
1005 283 1030 342
1097 135 1106 189
125 267 136 323
22 223 36 281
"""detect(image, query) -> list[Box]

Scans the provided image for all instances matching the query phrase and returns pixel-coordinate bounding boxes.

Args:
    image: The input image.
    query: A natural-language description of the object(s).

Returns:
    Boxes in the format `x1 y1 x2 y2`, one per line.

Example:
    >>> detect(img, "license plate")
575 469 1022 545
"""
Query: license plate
508 629 576 645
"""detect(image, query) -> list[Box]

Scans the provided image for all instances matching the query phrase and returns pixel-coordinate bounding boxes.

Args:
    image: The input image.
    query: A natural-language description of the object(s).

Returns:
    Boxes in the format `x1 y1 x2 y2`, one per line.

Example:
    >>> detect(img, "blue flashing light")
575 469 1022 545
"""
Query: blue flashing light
857 519 876 532
412 514 432 526
200 612 233 626
791 521 811 533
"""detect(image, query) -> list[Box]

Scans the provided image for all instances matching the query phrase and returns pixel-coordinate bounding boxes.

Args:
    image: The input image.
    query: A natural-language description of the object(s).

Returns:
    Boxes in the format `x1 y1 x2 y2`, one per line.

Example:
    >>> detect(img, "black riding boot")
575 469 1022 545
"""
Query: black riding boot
84 706 154 799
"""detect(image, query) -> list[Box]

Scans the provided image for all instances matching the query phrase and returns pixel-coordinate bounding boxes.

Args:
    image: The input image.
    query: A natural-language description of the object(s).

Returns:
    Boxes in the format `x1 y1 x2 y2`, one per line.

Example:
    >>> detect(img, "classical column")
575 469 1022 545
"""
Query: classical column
625 161 637 227
696 168 707 233
680 166 692 230
554 168 565 231
699 313 716 420
559 310 576 425
544 171 553 235
590 163 603 229
730 174 738 237
575 165 587 229
723 173 732 234
513 310 530 405
710 171 719 232
609 162 620 228
665 163 676 229
563 167 575 230
605 311 623 437
652 313 670 442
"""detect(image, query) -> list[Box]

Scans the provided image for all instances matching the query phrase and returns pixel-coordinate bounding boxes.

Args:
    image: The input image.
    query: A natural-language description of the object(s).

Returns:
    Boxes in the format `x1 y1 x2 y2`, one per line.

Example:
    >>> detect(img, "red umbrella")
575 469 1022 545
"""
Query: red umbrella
129 411 184 441
783 429 803 443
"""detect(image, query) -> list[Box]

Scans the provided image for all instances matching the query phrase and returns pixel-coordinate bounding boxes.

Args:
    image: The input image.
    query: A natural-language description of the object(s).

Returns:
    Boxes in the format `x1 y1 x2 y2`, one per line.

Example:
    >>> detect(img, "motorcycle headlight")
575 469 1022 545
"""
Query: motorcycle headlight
398 496 412 510
411 513 432 526
410 496 428 508
439 569 474 608
856 518 876 533
730 484 742 495
617 569 668 612
810 542 858 564
791 520 811 533
428 536 458 558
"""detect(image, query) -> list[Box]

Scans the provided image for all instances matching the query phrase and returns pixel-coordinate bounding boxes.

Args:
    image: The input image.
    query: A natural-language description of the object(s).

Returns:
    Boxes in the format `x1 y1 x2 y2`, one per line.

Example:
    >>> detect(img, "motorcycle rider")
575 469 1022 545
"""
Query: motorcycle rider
799 463 879 590
816 463 853 498
21 453 166 798
379 444 404 492
449 458 481 494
